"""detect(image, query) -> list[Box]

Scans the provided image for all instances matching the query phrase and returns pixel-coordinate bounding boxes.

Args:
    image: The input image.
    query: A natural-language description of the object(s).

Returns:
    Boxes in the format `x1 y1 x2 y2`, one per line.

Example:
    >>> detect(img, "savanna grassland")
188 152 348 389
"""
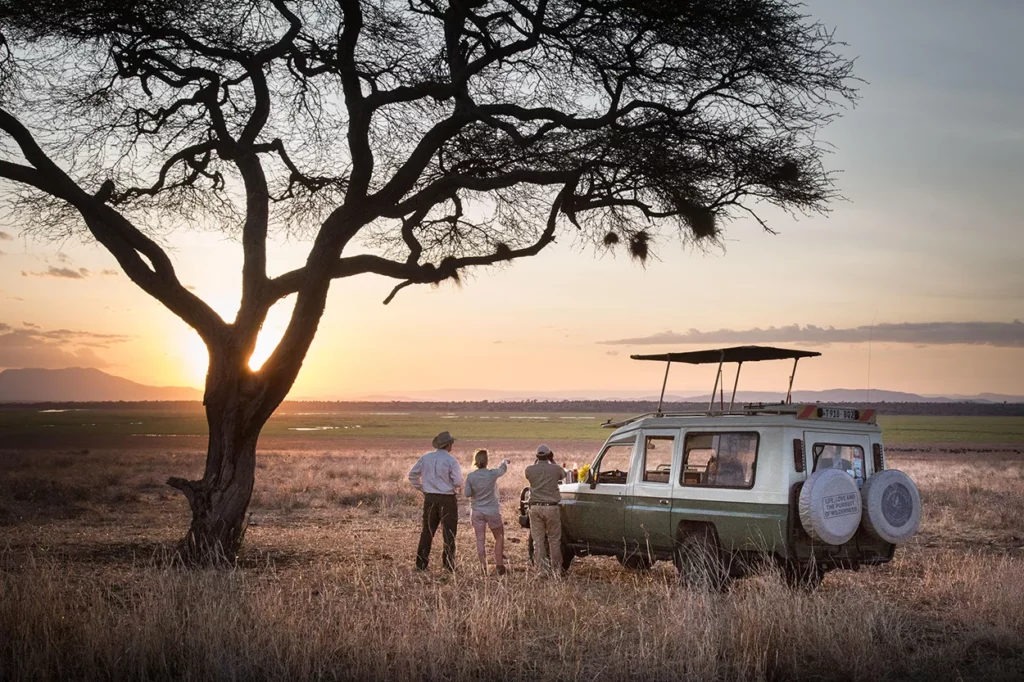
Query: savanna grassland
2 408 1024 681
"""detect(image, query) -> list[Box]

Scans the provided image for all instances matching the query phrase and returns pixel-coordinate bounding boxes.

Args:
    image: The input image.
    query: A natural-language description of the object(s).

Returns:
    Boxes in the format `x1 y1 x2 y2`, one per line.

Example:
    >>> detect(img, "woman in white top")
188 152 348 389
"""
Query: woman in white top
463 449 509 575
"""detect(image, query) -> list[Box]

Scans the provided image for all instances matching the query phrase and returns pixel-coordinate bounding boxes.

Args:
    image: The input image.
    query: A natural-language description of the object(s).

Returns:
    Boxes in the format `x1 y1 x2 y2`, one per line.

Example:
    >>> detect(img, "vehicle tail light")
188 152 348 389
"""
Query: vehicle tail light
793 439 805 473
872 443 885 472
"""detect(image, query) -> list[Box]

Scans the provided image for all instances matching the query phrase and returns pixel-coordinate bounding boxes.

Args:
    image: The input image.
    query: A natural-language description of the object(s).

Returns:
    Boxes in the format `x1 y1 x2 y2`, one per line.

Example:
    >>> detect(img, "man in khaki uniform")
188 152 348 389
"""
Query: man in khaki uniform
525 444 565 575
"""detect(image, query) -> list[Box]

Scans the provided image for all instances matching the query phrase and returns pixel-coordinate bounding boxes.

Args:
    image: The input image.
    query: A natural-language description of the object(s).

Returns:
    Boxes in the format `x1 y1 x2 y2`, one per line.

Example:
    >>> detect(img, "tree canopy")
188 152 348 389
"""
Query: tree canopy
0 0 856 558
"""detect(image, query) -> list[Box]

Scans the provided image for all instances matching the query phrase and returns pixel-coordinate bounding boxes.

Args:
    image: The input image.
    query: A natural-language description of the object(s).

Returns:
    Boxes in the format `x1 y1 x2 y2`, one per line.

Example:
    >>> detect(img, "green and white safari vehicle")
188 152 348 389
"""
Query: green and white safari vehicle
522 346 922 587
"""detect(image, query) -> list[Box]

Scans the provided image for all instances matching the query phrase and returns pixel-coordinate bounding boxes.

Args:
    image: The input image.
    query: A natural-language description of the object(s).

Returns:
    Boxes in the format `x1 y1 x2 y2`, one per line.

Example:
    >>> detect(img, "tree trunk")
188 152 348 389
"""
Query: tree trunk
168 428 259 564
167 280 330 565
168 358 270 564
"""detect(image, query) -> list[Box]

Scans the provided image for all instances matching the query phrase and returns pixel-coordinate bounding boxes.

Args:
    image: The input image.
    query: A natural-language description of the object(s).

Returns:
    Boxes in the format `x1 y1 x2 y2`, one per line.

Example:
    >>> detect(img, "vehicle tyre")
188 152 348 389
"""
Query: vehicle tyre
518 487 532 529
617 552 653 571
673 526 728 590
798 469 863 545
782 561 825 591
527 535 574 573
561 539 574 573
861 469 921 544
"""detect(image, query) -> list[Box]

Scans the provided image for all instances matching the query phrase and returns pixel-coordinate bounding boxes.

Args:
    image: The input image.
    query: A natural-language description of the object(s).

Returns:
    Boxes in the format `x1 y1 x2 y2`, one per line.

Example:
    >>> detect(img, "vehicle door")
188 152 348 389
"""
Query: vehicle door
625 430 679 557
573 434 639 552
804 430 872 489
671 430 762 552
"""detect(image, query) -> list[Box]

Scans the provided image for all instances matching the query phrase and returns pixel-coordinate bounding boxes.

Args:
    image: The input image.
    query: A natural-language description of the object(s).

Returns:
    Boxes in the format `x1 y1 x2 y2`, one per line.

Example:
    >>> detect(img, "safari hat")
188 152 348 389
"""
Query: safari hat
536 444 554 459
432 431 455 449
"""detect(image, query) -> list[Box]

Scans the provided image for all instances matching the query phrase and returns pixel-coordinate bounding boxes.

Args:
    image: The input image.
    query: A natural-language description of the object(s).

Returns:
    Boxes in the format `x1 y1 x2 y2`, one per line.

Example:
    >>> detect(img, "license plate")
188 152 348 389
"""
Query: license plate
819 407 859 420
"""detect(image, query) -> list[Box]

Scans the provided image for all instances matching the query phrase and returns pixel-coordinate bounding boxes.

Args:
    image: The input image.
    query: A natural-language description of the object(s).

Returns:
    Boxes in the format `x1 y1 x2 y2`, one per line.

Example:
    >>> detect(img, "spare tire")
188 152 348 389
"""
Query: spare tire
798 469 862 545
861 470 921 544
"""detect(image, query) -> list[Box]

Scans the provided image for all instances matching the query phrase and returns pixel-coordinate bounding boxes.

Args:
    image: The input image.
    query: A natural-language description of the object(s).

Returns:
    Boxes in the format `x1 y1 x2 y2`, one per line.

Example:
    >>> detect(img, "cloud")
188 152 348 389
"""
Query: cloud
0 231 11 240
100 269 119 276
55 252 73 264
0 249 5 256
599 321 1024 349
0 322 131 370
21 266 90 279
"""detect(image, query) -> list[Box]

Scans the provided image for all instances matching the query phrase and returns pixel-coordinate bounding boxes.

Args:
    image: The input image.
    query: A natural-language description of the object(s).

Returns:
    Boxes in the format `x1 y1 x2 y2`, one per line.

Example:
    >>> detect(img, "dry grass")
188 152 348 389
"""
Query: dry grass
2 441 1024 681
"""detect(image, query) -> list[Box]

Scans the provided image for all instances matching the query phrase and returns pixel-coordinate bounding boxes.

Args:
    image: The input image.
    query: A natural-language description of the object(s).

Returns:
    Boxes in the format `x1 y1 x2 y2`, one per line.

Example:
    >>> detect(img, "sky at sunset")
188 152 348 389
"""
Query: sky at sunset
1 0 1022 400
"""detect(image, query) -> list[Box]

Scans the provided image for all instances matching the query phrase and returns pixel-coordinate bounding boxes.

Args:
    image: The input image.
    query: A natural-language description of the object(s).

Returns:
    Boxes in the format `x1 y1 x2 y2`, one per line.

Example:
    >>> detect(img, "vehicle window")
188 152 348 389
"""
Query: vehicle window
813 443 866 487
594 441 635 485
682 432 758 488
642 435 675 484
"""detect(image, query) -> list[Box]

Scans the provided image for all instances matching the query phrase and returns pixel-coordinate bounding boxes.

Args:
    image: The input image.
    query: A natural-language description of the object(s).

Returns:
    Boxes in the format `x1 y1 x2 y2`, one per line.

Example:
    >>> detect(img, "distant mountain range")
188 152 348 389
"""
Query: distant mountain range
1 367 1021 403
0 367 202 402
348 387 1024 404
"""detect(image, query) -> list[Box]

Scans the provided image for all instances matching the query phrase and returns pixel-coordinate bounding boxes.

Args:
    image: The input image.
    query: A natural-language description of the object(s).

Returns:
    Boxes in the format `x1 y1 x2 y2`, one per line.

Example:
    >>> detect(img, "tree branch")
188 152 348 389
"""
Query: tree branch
0 107 225 341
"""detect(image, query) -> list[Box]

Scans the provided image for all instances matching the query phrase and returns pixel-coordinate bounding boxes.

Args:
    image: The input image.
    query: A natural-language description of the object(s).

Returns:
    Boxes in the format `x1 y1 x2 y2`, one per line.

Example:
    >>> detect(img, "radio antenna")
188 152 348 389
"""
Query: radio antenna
867 311 877 403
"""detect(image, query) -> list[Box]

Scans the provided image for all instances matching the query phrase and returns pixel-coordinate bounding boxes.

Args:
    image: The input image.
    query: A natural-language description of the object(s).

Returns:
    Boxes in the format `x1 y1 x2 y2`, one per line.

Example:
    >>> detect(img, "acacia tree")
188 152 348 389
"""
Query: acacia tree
0 0 854 561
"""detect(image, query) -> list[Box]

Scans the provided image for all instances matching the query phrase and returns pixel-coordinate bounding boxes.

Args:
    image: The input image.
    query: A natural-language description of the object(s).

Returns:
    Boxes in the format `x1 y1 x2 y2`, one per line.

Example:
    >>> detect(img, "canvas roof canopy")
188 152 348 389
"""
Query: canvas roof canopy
629 346 822 414
630 345 821 365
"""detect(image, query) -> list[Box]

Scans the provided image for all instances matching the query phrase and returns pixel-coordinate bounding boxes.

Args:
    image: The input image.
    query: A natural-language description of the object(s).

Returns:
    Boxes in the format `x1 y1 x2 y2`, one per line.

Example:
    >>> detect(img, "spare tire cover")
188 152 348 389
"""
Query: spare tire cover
861 470 921 544
798 469 863 545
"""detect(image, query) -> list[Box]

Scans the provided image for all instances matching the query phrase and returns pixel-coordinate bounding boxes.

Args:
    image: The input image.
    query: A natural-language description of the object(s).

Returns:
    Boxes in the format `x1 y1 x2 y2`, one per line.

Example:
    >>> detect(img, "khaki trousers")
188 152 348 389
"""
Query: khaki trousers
529 505 562 574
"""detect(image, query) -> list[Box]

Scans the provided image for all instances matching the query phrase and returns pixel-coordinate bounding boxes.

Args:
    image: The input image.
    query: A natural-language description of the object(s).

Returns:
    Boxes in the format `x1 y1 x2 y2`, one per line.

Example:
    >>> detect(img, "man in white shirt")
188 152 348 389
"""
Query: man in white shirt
408 431 463 571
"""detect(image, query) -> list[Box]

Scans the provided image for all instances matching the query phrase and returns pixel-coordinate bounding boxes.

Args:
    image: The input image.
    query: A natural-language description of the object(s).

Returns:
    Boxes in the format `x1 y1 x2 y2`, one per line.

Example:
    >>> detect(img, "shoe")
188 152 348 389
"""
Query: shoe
496 565 507 576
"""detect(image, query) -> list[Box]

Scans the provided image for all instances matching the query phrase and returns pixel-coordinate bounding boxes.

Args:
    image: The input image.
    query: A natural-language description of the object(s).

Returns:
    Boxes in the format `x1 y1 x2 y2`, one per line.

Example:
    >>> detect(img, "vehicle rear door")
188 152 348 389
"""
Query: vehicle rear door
625 429 679 557
804 430 872 489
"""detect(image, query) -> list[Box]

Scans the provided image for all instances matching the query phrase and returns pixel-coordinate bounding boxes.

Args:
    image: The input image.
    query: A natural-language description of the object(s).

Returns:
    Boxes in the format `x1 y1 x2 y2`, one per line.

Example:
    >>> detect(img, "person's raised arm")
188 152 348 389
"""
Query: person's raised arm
408 457 424 491
496 459 509 477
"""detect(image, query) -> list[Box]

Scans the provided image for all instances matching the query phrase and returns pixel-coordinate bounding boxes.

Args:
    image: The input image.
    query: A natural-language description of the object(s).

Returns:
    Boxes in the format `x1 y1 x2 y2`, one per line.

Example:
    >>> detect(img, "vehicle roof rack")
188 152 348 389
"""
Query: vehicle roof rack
600 402 877 429
608 345 823 425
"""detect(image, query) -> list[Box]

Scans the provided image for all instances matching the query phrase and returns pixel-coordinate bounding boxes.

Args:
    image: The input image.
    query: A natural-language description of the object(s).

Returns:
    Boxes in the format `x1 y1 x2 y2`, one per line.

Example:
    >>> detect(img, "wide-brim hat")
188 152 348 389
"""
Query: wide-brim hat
536 444 554 459
432 431 455 449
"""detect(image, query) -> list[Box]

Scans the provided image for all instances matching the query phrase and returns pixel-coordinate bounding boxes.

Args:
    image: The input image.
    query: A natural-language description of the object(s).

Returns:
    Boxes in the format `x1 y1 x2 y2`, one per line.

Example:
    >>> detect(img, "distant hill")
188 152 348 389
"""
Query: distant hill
3 368 1019 404
0 367 202 402
685 389 962 404
349 387 1024 404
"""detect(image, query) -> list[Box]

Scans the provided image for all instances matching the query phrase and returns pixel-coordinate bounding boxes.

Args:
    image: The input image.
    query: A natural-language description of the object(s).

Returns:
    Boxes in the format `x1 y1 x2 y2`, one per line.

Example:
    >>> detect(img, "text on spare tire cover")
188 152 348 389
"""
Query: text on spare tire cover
822 492 859 519
881 482 913 527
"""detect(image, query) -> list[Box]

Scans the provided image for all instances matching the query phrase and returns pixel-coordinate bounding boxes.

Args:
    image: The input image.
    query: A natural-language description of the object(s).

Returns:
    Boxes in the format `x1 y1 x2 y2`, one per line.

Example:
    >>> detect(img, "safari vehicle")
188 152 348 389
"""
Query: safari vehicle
520 346 922 587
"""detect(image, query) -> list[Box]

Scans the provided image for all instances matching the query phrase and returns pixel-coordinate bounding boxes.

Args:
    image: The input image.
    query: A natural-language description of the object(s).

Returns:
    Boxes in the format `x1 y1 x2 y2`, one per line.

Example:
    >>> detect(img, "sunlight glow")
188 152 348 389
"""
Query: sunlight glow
181 330 209 386
248 296 295 372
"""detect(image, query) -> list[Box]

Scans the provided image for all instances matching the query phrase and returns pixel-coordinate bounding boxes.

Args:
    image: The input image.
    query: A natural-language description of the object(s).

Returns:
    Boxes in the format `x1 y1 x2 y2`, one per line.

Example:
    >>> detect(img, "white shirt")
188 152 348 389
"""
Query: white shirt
408 449 464 495
464 461 508 515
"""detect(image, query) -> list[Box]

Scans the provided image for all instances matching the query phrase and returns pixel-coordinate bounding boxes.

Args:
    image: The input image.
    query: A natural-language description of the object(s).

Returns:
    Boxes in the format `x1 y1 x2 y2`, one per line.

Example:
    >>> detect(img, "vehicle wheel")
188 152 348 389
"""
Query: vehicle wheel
561 539 574 573
798 469 862 545
617 553 654 571
673 526 729 590
861 470 921 544
527 535 574 573
782 562 825 591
